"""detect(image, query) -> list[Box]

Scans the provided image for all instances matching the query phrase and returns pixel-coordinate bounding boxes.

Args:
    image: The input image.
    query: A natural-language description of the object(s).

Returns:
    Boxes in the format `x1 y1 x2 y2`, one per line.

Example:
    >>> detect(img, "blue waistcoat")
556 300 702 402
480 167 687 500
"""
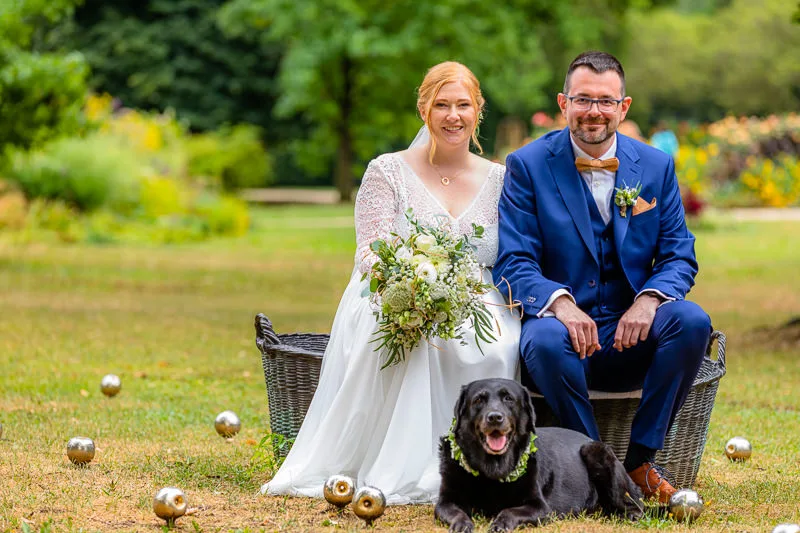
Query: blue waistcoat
580 180 634 318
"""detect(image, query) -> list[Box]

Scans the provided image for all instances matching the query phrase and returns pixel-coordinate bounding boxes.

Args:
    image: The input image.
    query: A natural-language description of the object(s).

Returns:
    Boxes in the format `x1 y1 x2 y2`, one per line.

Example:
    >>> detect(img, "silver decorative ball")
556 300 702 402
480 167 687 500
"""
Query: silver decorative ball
772 524 800 533
100 374 122 397
725 436 752 461
153 487 188 523
668 489 704 522
214 410 241 438
352 486 386 525
66 436 95 465
323 475 355 508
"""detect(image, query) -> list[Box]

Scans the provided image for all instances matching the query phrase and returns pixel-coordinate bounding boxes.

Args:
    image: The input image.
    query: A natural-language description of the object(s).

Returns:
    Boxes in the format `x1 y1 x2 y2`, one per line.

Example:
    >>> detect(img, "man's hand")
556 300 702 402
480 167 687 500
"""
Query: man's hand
613 294 661 351
550 296 601 359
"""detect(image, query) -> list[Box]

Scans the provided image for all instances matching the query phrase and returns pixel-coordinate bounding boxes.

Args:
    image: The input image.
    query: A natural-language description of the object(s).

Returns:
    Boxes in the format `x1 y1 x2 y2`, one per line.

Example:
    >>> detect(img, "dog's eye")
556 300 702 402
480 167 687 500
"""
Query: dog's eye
472 393 488 407
501 393 515 404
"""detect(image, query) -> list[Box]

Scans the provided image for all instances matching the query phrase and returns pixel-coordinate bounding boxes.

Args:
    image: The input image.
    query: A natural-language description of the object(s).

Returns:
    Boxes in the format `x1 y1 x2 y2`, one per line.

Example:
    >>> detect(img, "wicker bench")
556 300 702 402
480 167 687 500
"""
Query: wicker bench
254 313 726 488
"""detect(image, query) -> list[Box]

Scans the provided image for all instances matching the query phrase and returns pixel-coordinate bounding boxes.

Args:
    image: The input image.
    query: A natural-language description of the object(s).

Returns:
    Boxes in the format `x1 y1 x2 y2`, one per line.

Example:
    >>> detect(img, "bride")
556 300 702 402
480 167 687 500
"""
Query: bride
262 61 520 505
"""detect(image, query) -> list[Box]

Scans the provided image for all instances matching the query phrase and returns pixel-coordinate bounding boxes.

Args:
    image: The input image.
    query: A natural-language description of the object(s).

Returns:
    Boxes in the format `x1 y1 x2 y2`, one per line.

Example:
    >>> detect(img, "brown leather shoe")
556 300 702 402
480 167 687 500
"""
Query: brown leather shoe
627 463 677 504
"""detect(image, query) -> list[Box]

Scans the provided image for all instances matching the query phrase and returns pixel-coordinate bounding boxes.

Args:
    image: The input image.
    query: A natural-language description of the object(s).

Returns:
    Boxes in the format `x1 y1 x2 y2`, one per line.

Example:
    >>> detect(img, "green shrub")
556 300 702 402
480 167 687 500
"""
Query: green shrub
138 176 249 238
138 175 189 218
192 192 250 236
7 134 140 212
0 50 88 152
24 199 84 242
0 181 27 229
187 124 273 190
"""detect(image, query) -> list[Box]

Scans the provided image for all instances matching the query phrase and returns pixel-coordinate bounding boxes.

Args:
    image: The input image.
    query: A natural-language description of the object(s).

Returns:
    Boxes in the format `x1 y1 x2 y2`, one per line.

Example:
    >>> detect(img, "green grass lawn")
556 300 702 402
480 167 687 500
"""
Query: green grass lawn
0 206 798 532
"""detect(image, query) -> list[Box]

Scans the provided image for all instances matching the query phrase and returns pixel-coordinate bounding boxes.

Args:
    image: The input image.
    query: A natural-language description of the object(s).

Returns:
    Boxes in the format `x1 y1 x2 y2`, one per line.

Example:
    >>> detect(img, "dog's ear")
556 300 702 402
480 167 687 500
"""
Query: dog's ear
454 384 470 422
522 386 536 434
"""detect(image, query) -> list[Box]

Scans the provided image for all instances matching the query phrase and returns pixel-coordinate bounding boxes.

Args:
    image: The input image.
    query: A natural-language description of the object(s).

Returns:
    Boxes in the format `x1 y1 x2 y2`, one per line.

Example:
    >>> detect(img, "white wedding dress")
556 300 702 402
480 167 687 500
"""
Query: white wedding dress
262 153 520 504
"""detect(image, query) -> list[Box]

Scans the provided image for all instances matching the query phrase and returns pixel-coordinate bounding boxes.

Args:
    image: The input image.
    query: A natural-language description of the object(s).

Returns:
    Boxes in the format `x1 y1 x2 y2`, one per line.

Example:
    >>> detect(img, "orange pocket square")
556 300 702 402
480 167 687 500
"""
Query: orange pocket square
632 196 657 216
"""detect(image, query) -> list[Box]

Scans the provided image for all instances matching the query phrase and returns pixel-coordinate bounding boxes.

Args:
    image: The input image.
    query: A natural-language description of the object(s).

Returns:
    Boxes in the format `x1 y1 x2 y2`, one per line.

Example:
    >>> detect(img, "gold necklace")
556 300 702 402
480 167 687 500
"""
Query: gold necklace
432 162 467 186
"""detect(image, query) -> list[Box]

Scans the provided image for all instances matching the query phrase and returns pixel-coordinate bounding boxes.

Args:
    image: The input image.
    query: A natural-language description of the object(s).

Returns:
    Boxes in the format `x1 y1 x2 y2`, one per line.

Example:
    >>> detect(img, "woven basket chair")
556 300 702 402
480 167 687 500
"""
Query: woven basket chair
255 313 726 488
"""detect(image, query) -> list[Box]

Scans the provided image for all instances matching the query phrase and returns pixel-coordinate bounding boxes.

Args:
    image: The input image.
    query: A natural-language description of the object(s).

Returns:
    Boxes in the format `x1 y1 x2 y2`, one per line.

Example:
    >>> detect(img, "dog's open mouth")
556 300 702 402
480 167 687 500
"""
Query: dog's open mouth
481 429 511 455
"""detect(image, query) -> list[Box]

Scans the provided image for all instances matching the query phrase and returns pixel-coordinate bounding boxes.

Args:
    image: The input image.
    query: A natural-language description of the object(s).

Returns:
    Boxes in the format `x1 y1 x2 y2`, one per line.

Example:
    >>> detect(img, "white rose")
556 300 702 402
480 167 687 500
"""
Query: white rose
395 246 412 260
411 254 428 265
435 258 451 273
470 266 483 283
415 234 437 252
415 262 438 284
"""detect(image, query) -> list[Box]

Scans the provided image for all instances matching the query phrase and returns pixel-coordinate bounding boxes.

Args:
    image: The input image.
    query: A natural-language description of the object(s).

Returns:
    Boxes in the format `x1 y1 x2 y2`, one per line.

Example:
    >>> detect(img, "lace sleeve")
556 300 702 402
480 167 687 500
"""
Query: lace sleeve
354 158 398 274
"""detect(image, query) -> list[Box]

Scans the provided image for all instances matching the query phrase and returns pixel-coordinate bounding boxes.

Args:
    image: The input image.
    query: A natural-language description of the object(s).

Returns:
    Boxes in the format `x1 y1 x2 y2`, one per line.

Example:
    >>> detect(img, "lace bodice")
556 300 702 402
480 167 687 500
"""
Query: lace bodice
354 153 505 273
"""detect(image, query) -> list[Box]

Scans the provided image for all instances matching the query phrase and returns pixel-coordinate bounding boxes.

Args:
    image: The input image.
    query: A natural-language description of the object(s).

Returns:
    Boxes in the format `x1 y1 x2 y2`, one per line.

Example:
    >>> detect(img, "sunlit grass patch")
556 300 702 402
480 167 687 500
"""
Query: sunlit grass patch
1 210 799 531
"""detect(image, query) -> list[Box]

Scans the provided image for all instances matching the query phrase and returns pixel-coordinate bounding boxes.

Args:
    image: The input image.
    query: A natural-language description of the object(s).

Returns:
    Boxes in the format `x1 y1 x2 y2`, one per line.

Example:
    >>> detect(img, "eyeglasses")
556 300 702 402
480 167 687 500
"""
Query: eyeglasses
563 95 624 112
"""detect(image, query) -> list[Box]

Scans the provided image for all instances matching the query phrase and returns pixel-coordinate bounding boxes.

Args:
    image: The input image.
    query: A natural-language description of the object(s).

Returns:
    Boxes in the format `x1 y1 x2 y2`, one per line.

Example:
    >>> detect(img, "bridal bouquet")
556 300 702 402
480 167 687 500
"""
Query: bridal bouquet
363 209 497 369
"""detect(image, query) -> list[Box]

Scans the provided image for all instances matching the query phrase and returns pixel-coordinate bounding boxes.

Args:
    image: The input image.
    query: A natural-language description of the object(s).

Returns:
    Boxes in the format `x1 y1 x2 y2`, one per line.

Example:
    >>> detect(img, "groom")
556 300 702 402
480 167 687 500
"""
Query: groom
495 51 711 503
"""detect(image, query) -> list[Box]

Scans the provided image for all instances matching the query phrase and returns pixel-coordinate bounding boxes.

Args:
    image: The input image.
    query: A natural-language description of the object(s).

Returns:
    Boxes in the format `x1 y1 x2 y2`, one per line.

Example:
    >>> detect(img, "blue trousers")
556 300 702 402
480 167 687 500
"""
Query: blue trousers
520 300 711 450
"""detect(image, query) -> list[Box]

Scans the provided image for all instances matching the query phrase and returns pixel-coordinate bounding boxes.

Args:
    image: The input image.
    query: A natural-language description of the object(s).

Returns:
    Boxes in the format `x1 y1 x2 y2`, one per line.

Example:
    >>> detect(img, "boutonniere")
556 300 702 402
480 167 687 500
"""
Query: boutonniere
614 182 642 218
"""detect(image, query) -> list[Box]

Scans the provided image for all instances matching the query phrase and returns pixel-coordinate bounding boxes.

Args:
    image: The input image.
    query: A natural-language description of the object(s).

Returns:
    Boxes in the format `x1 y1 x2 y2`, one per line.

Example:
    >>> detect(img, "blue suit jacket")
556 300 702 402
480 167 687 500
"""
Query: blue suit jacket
495 127 698 318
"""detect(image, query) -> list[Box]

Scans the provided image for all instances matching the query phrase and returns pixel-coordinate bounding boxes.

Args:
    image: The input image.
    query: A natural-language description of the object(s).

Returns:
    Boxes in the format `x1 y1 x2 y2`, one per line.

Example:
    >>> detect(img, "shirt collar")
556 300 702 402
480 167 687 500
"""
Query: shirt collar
570 133 617 161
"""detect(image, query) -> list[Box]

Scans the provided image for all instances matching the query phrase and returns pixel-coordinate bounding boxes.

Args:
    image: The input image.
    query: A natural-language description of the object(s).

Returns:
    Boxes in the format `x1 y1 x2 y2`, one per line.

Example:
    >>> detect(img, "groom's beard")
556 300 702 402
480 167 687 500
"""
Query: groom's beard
571 118 615 145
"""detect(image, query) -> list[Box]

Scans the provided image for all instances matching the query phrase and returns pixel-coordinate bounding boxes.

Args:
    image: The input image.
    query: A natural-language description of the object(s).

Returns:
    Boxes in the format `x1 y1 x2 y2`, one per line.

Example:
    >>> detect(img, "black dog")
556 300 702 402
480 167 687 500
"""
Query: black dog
435 378 643 532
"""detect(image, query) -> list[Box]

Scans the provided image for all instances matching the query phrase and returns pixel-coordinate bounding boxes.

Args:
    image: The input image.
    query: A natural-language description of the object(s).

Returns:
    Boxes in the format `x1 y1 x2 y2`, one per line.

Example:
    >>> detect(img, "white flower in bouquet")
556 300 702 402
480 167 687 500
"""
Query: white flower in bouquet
415 234 437 251
411 254 429 265
395 246 413 260
470 266 483 284
429 283 450 302
362 209 498 368
382 280 413 313
415 262 438 284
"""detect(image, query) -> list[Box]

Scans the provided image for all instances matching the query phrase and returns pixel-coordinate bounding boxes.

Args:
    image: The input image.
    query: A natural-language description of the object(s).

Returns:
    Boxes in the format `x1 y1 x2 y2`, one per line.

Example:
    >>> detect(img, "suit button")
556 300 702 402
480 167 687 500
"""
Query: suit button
588 280 597 288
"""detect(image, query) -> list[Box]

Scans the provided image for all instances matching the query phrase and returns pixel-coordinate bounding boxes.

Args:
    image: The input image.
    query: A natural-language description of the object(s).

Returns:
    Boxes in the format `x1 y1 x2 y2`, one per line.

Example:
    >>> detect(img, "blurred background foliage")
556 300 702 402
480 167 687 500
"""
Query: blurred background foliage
0 0 798 243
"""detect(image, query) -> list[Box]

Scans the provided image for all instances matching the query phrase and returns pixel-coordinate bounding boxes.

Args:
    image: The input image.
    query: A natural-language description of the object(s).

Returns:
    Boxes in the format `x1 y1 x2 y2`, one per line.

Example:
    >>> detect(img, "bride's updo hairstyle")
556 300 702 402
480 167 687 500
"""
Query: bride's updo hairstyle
417 61 485 163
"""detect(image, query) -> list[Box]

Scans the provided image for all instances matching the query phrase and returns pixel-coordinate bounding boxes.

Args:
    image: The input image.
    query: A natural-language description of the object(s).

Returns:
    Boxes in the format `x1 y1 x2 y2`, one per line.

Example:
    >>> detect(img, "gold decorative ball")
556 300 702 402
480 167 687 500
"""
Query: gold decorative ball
214 410 241 438
323 475 355 508
725 436 752 461
668 489 704 522
66 437 95 465
153 487 188 523
352 486 386 525
100 374 122 397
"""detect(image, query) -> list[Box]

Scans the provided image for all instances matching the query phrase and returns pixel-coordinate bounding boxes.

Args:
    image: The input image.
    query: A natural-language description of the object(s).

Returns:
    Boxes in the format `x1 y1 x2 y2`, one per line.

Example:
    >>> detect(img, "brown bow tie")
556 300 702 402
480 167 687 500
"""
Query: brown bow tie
575 156 619 173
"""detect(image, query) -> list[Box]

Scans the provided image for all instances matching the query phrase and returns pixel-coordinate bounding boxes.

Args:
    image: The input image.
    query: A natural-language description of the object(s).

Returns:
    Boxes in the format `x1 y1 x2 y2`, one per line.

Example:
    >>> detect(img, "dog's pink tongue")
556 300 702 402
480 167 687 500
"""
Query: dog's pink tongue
487 434 507 452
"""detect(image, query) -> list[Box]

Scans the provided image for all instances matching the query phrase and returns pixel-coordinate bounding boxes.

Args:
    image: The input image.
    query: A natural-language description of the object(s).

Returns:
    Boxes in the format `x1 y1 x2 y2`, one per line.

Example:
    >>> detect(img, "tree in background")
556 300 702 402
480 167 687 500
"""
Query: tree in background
0 0 88 154
57 0 630 196
65 0 280 132
533 0 631 105
60 0 295 187
218 0 558 201
623 0 800 127
222 0 629 201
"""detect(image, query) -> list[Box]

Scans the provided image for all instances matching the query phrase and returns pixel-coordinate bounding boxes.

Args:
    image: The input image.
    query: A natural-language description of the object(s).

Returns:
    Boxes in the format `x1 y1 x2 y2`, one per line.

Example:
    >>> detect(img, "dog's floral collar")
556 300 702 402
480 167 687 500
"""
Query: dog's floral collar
446 418 538 483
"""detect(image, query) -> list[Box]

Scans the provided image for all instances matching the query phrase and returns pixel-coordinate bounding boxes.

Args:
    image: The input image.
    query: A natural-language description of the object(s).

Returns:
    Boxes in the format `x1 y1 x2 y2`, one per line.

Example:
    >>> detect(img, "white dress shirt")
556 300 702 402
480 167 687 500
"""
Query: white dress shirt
571 136 617 225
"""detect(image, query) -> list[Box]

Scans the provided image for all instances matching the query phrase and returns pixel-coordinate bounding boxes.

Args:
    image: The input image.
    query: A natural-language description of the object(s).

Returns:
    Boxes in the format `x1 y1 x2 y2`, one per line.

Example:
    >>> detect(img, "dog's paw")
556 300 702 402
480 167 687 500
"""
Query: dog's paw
625 499 644 522
488 515 517 532
448 518 474 533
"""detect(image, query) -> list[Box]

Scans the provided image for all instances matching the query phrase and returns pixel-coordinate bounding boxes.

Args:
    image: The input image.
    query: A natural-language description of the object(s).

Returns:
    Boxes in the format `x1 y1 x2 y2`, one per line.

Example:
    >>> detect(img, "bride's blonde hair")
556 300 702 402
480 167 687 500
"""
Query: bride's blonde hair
417 61 485 163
